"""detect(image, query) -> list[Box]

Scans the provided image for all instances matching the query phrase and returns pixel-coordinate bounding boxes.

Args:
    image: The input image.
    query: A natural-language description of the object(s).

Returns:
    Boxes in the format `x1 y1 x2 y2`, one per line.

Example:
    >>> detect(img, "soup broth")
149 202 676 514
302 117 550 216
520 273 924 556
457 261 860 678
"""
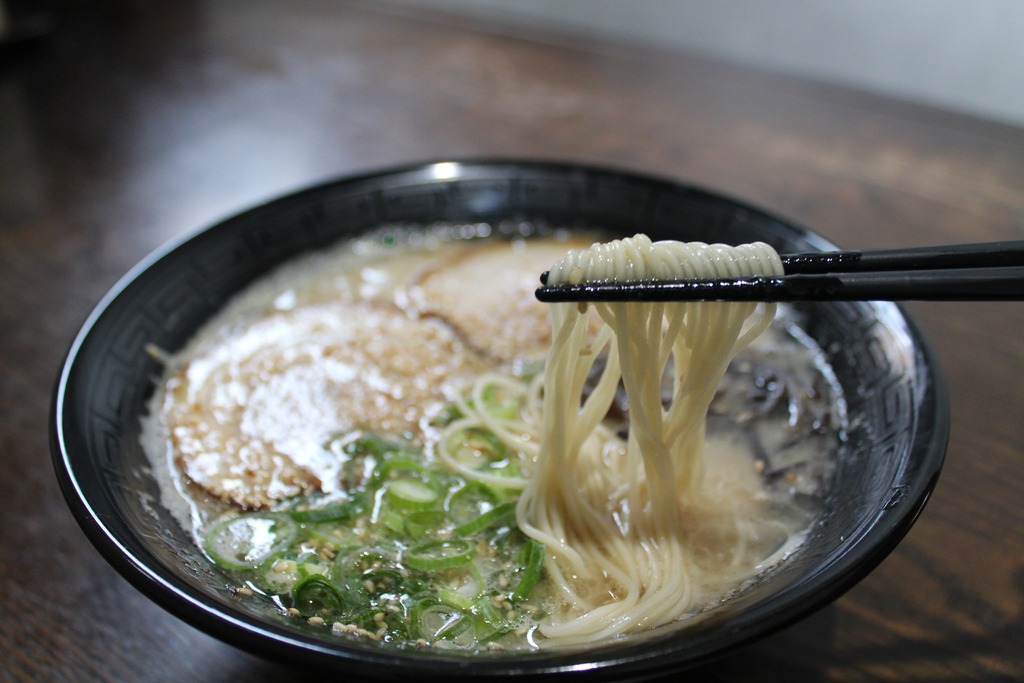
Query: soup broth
141 225 845 652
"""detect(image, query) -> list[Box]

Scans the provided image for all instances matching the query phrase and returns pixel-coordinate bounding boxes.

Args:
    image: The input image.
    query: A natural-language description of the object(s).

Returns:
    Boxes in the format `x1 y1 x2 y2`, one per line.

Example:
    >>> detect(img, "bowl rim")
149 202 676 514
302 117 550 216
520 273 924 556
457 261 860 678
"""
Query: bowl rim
50 158 949 680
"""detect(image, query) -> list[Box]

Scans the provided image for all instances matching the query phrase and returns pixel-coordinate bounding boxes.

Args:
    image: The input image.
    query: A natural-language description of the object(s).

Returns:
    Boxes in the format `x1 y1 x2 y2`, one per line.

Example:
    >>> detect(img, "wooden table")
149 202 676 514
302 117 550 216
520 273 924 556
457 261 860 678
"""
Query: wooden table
2 1 1021 680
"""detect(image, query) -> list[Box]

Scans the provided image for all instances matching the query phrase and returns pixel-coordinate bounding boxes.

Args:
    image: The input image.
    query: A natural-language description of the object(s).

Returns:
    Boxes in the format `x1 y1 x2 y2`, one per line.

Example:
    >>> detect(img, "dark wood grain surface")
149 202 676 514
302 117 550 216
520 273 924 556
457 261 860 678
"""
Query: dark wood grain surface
2 1 1022 681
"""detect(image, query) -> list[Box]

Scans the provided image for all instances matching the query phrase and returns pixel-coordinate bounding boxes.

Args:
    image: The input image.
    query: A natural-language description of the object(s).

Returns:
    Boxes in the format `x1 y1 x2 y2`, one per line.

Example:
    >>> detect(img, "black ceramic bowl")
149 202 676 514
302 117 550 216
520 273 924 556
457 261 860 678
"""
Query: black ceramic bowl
52 160 947 681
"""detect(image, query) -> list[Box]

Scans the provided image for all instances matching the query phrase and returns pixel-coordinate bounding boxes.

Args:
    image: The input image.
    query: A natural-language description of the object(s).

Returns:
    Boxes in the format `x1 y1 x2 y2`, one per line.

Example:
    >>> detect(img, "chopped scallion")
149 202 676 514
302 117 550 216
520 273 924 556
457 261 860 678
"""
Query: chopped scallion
202 513 298 571
403 509 448 538
510 539 545 601
411 599 474 641
447 482 499 527
446 427 507 469
405 539 474 571
289 497 365 523
291 574 347 617
437 587 476 612
385 478 439 510
454 500 516 536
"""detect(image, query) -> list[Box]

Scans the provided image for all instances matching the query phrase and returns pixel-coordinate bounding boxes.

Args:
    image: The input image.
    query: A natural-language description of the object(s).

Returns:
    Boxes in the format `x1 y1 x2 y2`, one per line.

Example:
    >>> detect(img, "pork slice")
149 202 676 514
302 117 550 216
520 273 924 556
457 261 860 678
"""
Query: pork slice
403 238 591 362
160 301 484 508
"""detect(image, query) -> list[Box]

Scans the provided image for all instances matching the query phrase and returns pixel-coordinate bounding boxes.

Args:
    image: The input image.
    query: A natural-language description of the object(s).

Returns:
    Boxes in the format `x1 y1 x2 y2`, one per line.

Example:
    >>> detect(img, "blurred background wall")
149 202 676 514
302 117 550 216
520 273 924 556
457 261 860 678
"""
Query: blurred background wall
407 0 1024 127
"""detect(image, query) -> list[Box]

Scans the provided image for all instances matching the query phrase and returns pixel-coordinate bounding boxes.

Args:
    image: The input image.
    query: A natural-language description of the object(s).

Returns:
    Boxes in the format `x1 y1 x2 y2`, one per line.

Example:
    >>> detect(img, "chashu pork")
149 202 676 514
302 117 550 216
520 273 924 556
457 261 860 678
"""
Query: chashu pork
401 237 593 361
158 301 484 509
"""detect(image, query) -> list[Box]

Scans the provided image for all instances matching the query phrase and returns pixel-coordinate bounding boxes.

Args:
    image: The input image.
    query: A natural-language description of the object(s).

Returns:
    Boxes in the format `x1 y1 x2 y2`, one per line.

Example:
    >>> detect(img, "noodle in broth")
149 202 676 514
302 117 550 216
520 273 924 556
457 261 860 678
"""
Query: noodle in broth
142 227 841 651
519 236 784 643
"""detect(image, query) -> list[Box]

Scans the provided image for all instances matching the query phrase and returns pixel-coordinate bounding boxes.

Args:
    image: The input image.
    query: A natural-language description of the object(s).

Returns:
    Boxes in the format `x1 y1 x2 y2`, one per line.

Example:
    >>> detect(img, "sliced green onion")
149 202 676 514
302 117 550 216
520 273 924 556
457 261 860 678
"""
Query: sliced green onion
454 501 516 536
404 509 448 539
405 539 474 571
378 505 407 534
427 560 485 602
289 497 365 523
258 553 302 594
447 482 499 527
330 544 401 594
510 539 545 601
291 575 346 617
332 544 400 579
339 433 415 488
446 427 507 469
437 587 476 612
490 525 522 549
437 613 474 642
385 478 439 510
297 557 329 578
411 598 474 641
372 458 431 487
202 513 298 571
362 568 403 594
343 433 412 459
324 541 362 572
303 526 349 547
472 596 505 626
459 561 486 600
473 595 523 643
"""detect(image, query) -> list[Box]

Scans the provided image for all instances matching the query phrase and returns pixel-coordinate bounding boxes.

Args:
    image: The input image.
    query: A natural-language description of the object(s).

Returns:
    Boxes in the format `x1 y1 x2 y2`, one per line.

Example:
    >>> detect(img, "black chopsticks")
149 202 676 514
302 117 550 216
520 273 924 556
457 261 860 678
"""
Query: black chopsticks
535 241 1024 303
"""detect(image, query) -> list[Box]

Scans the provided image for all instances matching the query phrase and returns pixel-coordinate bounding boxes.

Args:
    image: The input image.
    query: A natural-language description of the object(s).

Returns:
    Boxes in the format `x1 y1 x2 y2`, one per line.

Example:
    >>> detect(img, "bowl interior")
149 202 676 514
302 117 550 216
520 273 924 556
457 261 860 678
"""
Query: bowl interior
52 160 947 681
